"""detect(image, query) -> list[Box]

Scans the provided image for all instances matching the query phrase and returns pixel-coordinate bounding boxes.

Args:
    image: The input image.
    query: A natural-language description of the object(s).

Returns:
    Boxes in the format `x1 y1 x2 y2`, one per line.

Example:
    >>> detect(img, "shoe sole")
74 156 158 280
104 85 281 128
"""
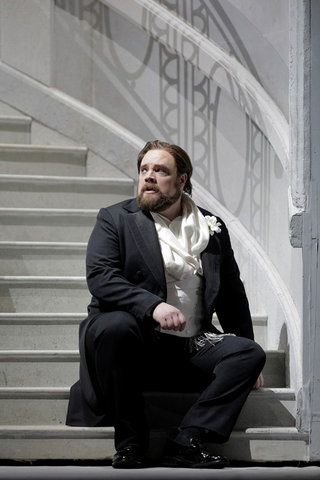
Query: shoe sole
112 458 145 469
161 456 229 469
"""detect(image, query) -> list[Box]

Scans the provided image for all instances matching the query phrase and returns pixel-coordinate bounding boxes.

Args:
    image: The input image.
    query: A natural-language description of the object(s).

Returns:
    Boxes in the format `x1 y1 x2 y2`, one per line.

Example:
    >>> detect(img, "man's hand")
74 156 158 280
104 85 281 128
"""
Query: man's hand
152 302 186 332
253 372 264 390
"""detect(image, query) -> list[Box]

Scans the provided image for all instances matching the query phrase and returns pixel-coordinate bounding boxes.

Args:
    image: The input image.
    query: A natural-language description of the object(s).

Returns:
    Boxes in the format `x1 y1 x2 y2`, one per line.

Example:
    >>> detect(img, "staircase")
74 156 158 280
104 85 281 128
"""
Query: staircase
0 113 309 463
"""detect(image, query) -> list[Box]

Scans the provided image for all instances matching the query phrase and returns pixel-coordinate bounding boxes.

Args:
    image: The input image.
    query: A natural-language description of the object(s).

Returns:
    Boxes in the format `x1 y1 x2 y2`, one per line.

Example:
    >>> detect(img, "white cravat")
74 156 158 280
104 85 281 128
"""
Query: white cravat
151 194 209 280
152 194 209 337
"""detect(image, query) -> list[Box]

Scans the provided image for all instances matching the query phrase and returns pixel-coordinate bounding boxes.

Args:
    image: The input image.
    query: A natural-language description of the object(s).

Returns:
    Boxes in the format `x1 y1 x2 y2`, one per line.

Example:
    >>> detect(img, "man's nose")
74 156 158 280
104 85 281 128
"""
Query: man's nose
145 172 156 183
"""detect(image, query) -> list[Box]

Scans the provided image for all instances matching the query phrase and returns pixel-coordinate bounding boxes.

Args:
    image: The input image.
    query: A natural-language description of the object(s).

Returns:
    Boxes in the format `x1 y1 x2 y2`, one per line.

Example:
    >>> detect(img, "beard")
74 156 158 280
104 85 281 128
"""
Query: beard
137 182 182 213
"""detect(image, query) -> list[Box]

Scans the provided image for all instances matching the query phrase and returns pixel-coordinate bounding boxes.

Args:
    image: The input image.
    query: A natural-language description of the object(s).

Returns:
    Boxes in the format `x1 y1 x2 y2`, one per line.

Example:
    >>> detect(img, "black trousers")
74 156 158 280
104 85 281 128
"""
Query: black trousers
85 311 266 451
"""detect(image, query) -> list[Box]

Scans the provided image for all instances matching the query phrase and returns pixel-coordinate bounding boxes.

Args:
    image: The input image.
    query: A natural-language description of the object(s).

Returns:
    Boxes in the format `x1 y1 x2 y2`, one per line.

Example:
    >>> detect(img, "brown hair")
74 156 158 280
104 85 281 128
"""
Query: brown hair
137 140 193 195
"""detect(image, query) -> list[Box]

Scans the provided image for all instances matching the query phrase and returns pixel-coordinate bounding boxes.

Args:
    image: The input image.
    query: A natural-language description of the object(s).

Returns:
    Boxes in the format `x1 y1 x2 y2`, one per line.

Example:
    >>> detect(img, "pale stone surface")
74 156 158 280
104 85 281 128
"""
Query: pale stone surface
0 145 87 176
0 176 134 209
0 426 309 462
0 209 97 242
0 387 295 428
0 0 53 86
1 465 320 480
0 243 86 277
0 280 90 313
0 116 31 144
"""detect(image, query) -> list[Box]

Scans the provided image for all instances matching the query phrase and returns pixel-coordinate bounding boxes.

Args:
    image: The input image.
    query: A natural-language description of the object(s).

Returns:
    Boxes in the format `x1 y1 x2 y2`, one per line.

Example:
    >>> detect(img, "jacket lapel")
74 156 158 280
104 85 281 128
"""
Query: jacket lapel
201 236 221 318
125 203 167 297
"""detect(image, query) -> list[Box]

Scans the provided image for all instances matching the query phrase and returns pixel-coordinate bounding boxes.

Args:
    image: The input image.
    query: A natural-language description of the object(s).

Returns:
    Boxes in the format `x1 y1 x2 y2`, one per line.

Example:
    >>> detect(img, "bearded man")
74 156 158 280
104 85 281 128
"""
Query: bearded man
66 140 265 469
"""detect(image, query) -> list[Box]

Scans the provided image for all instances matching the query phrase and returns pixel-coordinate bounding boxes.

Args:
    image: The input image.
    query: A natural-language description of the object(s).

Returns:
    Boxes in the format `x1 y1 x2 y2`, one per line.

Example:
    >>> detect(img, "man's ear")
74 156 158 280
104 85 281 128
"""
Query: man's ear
179 173 188 189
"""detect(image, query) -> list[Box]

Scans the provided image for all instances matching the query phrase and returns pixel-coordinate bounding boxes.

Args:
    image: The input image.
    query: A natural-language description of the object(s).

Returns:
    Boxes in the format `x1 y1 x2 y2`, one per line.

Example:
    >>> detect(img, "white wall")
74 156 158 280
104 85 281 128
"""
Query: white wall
0 0 303 386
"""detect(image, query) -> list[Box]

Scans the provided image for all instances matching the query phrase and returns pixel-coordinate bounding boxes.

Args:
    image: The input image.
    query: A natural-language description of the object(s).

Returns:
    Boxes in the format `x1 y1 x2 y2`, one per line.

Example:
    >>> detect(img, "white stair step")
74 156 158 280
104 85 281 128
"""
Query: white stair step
0 350 285 388
144 388 296 430
0 144 87 176
0 425 309 462
0 351 79 388
0 208 97 242
0 241 87 276
0 276 89 313
213 315 267 350
0 387 296 429
0 313 268 350
0 313 84 350
0 175 135 208
0 116 31 144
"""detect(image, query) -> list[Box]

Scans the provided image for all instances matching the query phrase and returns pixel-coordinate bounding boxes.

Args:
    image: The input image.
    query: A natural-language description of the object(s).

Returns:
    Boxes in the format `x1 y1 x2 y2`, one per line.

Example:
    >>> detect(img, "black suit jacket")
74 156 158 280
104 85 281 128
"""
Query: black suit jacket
66 198 254 426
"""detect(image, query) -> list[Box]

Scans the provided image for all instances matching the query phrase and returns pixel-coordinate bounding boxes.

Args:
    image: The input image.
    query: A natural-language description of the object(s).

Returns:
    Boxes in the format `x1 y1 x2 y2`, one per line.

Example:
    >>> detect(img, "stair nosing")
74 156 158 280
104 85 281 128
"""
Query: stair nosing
0 425 306 441
0 207 98 216
0 386 296 399
0 144 87 153
0 116 32 125
0 173 134 185
0 241 87 249
0 350 283 360
0 275 86 283
0 350 80 361
0 312 85 321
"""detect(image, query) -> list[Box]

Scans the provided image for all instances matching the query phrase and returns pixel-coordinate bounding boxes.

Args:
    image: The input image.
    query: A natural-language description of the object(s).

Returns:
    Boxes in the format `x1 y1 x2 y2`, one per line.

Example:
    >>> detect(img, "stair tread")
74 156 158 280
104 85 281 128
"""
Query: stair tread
0 386 295 397
0 349 283 355
0 276 86 283
0 241 87 248
0 207 98 214
0 240 88 251
0 144 86 152
0 173 134 185
0 313 85 321
0 312 268 324
0 115 32 122
0 424 306 438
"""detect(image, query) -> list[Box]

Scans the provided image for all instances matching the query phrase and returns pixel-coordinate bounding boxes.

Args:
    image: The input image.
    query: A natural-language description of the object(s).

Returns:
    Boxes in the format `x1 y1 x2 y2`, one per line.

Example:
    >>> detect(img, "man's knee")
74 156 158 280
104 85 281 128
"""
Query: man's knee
88 311 141 343
240 337 266 370
226 336 266 370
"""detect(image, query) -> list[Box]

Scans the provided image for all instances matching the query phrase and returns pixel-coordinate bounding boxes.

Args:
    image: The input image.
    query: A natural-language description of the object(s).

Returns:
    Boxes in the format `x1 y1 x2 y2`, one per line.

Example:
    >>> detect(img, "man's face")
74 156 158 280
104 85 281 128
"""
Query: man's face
137 149 186 214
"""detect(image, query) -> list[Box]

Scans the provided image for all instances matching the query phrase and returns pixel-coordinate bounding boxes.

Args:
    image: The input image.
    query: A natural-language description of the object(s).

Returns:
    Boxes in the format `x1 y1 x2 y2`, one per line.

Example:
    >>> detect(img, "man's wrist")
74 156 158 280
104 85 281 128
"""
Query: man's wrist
145 301 163 320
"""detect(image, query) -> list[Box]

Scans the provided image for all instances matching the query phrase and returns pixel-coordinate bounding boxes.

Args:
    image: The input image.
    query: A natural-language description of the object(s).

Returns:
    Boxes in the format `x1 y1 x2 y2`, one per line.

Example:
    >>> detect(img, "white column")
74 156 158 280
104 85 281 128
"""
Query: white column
298 0 320 462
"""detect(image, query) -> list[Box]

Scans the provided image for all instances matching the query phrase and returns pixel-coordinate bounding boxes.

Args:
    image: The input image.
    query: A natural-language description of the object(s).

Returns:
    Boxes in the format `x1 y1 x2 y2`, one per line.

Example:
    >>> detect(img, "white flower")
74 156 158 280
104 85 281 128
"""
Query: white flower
205 215 221 236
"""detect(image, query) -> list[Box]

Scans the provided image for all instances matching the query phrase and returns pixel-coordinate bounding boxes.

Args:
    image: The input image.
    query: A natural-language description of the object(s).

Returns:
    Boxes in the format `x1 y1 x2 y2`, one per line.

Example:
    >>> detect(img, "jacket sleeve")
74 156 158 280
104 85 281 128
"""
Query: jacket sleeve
214 219 254 340
86 208 164 320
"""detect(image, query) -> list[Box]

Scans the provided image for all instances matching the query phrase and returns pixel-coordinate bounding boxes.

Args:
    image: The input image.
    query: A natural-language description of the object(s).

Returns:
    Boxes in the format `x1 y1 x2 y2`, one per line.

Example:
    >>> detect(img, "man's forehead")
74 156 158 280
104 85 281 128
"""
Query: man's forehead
141 149 175 166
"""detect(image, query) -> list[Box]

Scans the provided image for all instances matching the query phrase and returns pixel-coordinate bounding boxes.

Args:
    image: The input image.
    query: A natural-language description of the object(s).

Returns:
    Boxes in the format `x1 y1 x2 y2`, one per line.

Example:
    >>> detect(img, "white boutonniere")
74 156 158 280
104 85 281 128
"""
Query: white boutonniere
205 215 221 236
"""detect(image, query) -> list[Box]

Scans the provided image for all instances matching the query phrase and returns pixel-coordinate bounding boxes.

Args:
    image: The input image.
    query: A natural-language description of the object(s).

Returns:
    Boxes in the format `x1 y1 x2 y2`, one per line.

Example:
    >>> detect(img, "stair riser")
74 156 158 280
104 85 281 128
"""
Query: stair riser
0 183 134 208
0 361 79 388
0 317 267 350
0 214 96 242
0 323 81 350
145 393 296 430
0 121 31 145
0 434 309 462
0 149 86 176
0 283 90 313
0 393 296 428
0 353 285 388
0 249 86 276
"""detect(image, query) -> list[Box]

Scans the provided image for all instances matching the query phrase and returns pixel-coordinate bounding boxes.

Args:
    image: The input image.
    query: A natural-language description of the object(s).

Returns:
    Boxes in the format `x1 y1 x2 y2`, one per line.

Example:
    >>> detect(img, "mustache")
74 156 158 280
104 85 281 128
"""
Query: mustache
141 183 160 193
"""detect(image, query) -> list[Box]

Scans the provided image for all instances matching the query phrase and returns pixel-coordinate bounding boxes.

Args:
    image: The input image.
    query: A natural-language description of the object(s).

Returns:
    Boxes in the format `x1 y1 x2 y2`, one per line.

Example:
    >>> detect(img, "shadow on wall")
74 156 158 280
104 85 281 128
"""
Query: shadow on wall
279 322 290 387
54 0 279 253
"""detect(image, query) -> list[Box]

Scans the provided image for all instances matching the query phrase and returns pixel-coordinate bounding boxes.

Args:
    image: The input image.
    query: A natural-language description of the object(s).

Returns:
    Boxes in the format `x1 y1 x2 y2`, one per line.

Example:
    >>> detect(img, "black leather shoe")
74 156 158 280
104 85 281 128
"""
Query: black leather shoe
161 437 229 469
112 446 145 469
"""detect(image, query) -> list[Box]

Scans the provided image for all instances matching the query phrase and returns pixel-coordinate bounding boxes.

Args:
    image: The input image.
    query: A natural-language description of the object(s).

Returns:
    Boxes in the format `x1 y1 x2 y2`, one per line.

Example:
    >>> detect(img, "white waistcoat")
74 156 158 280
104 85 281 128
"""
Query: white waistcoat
156 273 205 338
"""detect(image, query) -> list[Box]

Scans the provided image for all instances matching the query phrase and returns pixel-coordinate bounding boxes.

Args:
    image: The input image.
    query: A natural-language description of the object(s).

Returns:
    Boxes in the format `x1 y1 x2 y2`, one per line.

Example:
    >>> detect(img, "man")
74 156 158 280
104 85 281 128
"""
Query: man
66 140 265 469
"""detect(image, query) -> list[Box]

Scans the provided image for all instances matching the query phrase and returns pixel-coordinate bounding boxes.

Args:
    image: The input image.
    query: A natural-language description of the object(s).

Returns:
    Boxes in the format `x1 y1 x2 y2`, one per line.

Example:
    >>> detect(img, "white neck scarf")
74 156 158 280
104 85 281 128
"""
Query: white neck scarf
151 194 210 280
